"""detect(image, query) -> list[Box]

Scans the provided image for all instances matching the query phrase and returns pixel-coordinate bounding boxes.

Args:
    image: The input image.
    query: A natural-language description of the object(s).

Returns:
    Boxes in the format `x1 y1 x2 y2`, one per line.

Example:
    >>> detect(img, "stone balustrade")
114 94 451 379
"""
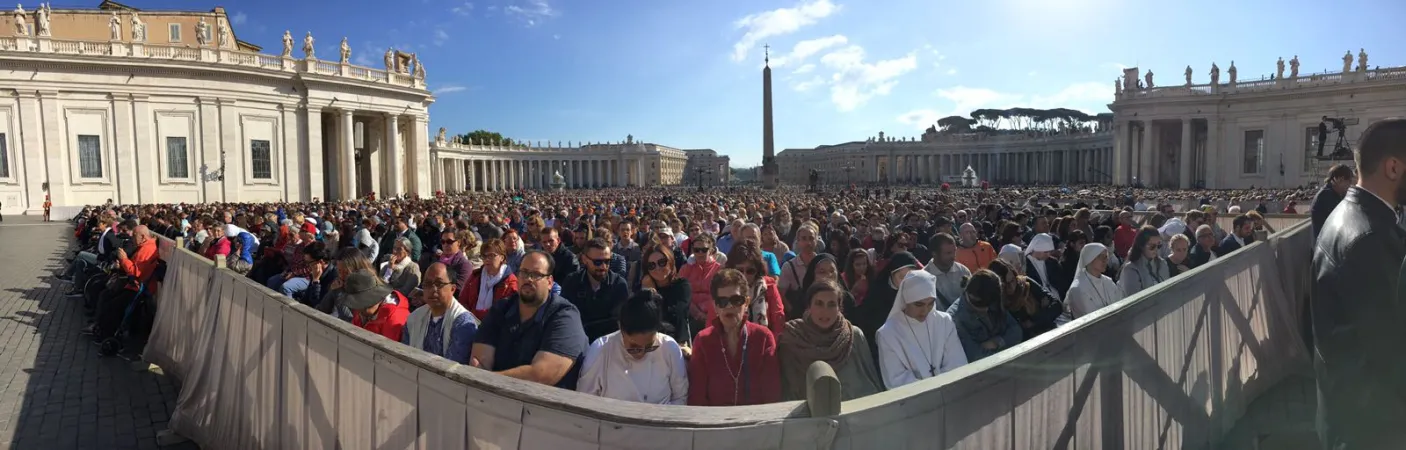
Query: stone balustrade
1117 65 1406 101
0 35 425 90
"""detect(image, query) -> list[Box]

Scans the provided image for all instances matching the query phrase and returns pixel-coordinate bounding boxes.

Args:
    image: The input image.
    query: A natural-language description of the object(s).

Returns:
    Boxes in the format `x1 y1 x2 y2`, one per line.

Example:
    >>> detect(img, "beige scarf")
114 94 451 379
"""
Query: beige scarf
778 312 855 370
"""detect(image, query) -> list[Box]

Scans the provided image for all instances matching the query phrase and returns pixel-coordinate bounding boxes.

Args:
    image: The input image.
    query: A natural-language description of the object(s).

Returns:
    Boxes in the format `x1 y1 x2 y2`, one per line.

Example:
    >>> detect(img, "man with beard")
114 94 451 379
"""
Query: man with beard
560 238 631 342
1312 118 1406 449
539 227 580 281
472 250 588 389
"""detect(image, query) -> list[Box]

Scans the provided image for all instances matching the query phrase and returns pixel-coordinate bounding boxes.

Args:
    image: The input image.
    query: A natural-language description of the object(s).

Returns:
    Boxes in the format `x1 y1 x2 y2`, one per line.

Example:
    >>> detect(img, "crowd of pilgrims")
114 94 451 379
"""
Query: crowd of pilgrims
71 184 1306 406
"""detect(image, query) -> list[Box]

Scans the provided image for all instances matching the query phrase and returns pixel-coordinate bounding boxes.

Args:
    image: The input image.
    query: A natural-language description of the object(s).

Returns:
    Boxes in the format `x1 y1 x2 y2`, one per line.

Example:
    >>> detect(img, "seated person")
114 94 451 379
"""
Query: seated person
403 262 478 364
577 290 689 404
471 250 588 389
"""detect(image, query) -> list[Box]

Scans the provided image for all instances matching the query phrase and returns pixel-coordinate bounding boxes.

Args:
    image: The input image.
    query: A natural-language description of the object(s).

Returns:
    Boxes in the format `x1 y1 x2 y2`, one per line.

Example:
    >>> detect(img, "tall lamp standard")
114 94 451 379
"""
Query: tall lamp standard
843 163 855 187
694 167 713 192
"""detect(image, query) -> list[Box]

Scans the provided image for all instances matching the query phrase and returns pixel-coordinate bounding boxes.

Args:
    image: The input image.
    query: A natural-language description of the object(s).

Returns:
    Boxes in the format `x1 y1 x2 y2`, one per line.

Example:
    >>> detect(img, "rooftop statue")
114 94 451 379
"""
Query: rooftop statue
1358 48 1368 72
108 12 120 41
216 18 227 47
1113 77 1121 94
1342 51 1352 73
384 48 394 71
196 18 208 45
340 38 351 64
1228 61 1237 84
1144 70 1154 89
1276 57 1285 79
282 31 293 57
1290 55 1300 78
12 6 26 37
303 32 316 59
130 12 145 42
1210 62 1220 86
35 2 48 37
1184 65 1193 86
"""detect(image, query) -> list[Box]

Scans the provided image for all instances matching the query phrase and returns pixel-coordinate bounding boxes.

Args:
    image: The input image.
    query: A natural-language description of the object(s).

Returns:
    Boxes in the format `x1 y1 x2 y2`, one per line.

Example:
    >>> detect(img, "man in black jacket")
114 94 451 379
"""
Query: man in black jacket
1311 163 1355 239
1312 118 1406 449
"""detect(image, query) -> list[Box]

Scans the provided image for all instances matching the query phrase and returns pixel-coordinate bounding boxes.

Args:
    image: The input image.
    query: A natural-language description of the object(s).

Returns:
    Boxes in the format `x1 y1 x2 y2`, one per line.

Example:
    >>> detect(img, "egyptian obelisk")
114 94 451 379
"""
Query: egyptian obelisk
761 45 779 189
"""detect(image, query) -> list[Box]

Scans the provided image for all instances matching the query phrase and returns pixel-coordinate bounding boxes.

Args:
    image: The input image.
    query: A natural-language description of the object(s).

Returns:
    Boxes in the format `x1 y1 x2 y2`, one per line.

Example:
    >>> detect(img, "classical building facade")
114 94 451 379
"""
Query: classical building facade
777 131 1114 186
429 134 688 191
1110 50 1406 189
681 149 729 187
0 2 433 214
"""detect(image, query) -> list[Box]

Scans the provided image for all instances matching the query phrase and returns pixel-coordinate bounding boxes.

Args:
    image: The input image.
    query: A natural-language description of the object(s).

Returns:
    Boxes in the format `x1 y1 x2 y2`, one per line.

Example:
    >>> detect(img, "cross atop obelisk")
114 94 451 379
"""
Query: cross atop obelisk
761 43 778 189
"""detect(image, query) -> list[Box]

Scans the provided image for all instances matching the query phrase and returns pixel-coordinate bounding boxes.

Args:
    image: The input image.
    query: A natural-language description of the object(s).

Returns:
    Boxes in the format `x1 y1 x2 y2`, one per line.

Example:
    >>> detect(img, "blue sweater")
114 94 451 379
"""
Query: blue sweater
945 298 1024 363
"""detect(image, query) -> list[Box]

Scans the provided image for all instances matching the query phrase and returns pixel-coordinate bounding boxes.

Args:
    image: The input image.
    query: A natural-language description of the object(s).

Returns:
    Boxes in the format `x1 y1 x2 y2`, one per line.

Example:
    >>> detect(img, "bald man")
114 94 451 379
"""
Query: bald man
90 224 161 343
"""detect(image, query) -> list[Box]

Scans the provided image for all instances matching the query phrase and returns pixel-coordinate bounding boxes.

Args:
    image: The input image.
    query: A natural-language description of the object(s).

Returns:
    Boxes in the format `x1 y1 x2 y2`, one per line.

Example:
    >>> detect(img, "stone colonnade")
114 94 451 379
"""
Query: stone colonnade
860 148 1116 185
432 155 651 192
1113 118 1217 189
318 108 428 201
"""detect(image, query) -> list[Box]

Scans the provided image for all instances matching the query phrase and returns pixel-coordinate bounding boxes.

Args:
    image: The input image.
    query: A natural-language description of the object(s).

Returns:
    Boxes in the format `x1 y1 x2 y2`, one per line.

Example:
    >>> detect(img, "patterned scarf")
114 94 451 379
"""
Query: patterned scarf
778 312 854 369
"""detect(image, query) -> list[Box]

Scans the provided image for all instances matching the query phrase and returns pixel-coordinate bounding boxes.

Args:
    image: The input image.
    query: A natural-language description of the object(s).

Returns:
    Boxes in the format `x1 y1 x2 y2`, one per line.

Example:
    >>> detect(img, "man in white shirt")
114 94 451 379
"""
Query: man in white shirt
923 233 970 310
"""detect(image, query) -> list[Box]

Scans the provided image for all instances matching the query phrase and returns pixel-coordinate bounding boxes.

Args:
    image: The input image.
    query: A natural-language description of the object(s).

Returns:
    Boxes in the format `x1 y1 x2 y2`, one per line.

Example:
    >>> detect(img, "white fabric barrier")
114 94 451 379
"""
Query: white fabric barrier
141 219 1312 449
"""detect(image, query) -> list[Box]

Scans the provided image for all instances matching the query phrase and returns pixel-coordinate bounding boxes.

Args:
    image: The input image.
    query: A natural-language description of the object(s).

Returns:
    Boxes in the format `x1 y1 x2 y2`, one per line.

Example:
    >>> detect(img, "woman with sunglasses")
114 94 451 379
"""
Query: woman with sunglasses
721 241 787 336
687 268 781 406
680 232 723 336
577 290 689 405
641 245 693 354
778 279 883 401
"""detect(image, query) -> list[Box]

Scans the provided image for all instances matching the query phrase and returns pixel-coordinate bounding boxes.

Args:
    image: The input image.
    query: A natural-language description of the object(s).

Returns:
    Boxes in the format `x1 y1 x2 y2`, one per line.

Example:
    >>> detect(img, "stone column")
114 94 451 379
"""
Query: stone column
340 109 356 200
1206 119 1220 189
218 98 242 202
1112 121 1126 185
1139 121 1154 186
384 114 402 197
305 106 325 200
1179 118 1193 189
412 116 431 195
280 103 302 201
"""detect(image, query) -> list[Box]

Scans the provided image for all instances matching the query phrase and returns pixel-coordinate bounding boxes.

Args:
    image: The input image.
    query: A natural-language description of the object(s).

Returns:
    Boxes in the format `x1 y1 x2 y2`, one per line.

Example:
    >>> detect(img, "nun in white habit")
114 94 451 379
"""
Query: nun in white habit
875 270 968 390
1066 243 1124 319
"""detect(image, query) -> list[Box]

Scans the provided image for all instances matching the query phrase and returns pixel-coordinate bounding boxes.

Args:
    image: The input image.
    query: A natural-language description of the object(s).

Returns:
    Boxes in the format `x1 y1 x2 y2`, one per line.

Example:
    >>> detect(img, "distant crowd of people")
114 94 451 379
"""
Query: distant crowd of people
58 177 1311 406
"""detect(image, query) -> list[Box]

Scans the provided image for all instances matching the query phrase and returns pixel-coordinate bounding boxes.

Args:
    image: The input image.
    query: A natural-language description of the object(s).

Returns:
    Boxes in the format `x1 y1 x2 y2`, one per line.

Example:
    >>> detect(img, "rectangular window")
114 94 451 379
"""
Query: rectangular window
169 23 181 42
0 132 9 178
250 139 272 179
1243 130 1264 174
77 134 103 178
166 136 189 178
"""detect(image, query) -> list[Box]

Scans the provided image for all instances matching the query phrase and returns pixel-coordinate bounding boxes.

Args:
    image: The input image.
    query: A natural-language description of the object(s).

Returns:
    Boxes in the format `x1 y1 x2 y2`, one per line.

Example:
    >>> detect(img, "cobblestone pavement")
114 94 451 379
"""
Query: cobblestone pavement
0 216 196 450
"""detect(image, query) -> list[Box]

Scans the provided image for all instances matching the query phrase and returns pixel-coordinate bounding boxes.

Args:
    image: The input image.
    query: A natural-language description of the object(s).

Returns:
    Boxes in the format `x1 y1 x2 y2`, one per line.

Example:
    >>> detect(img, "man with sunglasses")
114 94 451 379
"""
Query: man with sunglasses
472 250 587 389
560 238 631 342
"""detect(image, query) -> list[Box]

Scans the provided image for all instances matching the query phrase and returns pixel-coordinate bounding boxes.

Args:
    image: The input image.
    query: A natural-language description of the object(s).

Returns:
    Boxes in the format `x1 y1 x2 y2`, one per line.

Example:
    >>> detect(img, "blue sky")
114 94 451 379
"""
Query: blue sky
151 0 1403 166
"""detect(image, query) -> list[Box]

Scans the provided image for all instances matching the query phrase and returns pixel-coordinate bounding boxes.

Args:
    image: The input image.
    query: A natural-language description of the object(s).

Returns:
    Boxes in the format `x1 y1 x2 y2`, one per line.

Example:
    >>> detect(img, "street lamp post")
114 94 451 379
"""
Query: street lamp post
694 167 712 192
843 163 855 187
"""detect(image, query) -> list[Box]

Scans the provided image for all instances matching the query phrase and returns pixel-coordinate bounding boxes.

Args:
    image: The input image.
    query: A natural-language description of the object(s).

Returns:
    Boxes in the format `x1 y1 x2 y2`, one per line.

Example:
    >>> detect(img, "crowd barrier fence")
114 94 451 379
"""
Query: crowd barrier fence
143 217 1312 449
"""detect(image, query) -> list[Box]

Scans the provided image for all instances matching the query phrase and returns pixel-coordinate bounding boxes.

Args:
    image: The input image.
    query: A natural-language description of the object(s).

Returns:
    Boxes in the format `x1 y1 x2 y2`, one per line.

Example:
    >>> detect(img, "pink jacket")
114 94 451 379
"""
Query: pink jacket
679 258 721 322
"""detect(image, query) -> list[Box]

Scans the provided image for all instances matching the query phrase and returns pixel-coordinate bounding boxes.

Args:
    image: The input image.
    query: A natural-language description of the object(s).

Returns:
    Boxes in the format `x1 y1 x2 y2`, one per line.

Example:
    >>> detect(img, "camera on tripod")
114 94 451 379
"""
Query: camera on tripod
1317 116 1356 160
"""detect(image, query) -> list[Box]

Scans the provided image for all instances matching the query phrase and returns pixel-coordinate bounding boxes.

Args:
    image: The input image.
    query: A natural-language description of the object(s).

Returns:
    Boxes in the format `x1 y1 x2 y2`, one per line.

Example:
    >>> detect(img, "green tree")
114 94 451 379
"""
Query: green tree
454 129 517 146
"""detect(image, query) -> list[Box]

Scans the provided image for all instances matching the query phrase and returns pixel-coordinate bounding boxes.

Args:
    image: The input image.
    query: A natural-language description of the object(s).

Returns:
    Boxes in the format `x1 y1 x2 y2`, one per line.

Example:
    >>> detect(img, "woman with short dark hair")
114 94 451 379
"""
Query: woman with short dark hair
687 268 781 406
577 290 689 405
777 280 883 401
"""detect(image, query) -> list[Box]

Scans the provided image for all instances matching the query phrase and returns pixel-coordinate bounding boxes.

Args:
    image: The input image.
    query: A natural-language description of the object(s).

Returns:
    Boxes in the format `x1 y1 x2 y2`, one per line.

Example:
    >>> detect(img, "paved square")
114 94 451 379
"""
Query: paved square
0 216 196 450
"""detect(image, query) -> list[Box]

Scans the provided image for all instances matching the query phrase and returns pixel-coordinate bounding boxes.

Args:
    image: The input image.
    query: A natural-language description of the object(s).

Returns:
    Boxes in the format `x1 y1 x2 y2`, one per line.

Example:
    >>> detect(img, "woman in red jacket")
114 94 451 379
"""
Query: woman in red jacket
680 232 723 334
688 268 780 406
714 241 786 336
457 238 518 320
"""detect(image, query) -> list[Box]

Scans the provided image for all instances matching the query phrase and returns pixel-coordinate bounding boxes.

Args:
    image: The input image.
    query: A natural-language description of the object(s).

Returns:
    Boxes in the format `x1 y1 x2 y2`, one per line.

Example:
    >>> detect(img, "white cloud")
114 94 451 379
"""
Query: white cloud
730 0 839 62
793 76 825 92
1103 62 1130 72
434 85 467 95
231 12 247 26
433 29 450 46
451 1 474 16
945 68 957 75
819 45 918 111
769 35 846 68
897 109 942 129
507 0 556 26
793 63 815 75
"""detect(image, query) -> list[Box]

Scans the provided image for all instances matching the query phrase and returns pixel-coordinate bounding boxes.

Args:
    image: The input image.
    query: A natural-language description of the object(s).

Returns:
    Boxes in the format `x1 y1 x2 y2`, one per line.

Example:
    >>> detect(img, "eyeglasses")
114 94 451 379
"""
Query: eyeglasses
646 259 670 270
482 253 501 259
624 344 661 356
738 266 759 276
714 294 747 308
421 280 454 291
691 246 710 254
442 239 457 245
588 258 610 267
519 270 550 282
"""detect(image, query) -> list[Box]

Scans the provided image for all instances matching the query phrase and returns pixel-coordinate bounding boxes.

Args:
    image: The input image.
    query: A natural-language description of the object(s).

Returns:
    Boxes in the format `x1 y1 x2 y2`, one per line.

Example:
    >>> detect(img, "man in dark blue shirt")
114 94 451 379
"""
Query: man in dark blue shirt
559 238 631 343
471 250 588 389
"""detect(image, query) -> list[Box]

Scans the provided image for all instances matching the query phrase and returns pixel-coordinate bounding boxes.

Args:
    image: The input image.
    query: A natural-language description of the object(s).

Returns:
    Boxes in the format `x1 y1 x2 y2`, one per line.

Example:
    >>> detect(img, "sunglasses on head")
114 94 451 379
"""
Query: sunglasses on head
714 294 747 308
